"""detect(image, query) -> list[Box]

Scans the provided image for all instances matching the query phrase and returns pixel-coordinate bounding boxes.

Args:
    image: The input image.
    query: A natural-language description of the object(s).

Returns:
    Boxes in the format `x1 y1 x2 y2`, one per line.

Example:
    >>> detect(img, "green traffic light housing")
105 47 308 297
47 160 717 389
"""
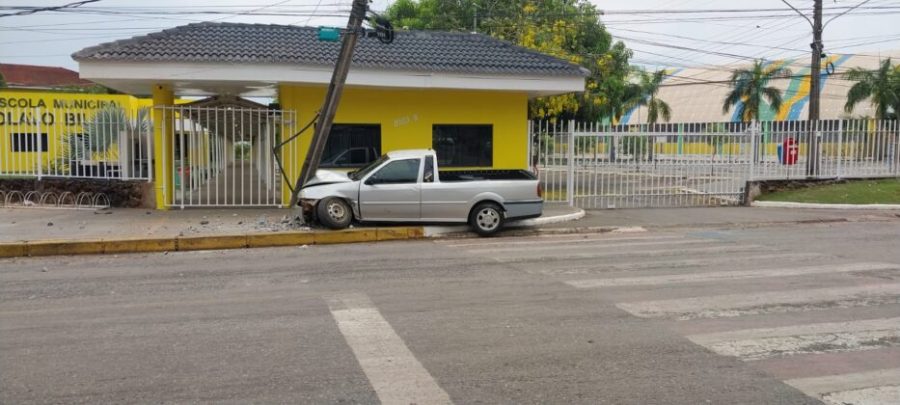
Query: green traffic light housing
317 27 341 42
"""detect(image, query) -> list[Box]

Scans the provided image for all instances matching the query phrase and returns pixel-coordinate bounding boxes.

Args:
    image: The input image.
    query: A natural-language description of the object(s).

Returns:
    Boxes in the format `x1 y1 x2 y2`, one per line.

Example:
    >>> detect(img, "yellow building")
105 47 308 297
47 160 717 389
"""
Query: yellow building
0 88 154 179
73 22 586 208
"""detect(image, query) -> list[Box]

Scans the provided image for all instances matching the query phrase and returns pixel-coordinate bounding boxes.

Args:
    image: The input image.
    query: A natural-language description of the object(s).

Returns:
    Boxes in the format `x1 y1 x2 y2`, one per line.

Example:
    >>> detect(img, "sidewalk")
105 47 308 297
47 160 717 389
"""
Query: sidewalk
538 206 900 231
0 203 582 243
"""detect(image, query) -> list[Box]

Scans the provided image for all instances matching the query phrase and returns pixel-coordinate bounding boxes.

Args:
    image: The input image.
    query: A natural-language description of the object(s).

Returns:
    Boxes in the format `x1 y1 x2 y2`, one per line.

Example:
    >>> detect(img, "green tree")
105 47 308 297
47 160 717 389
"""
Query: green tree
844 58 900 120
628 69 672 125
722 59 791 122
385 0 633 121
0 71 6 88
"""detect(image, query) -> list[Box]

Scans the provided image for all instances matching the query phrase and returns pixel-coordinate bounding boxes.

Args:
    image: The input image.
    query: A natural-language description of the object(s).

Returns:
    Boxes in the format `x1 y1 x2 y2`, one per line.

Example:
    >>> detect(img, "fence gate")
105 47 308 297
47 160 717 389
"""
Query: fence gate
531 121 752 209
158 105 296 208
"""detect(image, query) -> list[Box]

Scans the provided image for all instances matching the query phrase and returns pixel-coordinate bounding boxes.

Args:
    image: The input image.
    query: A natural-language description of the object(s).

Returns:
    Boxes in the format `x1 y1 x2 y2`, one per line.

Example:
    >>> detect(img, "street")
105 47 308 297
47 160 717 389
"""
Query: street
2 219 900 404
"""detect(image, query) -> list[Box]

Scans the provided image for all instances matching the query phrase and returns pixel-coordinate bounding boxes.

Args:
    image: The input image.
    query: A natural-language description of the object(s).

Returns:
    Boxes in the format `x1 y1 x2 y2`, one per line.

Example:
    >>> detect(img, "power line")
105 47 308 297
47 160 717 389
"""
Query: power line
0 0 101 18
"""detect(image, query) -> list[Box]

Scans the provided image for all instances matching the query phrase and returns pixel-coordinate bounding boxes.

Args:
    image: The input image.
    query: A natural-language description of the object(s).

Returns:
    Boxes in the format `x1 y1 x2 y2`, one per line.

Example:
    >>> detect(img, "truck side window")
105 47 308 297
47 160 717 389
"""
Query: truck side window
370 159 420 184
423 156 434 183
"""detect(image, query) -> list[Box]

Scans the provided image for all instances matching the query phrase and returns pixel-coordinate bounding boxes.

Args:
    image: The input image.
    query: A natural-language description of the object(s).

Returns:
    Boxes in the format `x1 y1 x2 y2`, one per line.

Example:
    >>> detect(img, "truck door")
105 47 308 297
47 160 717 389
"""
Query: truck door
358 158 422 220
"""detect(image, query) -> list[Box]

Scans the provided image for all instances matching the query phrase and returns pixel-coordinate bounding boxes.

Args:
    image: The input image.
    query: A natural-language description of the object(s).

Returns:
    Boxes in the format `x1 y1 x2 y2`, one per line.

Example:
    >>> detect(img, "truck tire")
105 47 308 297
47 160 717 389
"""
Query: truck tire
317 197 353 230
469 202 504 237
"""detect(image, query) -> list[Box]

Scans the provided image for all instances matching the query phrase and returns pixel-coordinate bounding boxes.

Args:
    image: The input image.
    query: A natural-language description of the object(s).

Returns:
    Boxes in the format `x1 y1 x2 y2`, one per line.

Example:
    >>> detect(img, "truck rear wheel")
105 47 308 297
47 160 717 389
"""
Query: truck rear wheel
469 202 504 236
317 197 353 229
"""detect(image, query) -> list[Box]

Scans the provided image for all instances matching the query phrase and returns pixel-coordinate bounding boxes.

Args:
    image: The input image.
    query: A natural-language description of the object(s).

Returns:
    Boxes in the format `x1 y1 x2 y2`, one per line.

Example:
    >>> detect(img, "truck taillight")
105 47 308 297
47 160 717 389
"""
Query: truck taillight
537 183 543 198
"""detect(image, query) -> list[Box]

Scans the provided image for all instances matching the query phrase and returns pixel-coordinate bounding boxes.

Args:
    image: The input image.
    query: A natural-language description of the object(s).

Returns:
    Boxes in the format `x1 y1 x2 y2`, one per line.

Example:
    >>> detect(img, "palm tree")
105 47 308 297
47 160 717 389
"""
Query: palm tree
722 60 791 122
844 58 900 120
630 69 672 125
59 105 151 176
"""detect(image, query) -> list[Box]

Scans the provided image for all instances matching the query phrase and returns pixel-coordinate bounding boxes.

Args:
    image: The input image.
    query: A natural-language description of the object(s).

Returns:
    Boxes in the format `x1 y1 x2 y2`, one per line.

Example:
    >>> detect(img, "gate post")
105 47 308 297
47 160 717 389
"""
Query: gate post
567 120 575 206
748 121 758 180
152 84 174 210
36 107 43 181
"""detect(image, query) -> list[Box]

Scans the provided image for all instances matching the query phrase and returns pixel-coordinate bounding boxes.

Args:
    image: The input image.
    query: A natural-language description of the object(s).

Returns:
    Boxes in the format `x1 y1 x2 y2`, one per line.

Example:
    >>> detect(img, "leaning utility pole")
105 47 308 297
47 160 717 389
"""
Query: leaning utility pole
806 0 824 176
289 0 369 207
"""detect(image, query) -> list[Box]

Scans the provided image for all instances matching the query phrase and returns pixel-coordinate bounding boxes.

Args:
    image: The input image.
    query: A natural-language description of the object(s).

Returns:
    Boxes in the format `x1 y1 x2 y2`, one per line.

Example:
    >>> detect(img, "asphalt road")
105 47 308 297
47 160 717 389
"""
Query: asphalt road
2 219 900 404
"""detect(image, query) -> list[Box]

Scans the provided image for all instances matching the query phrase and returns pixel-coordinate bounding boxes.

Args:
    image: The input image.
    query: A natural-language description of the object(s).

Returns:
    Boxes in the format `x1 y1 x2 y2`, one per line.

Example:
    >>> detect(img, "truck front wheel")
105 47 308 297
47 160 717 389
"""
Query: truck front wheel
469 202 504 236
317 197 353 229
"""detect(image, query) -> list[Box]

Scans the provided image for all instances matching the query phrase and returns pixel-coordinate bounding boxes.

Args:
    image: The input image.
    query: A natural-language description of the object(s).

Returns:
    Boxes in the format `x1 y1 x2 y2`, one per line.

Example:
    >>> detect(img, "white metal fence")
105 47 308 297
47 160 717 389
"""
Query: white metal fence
531 119 900 209
0 106 153 180
157 105 297 208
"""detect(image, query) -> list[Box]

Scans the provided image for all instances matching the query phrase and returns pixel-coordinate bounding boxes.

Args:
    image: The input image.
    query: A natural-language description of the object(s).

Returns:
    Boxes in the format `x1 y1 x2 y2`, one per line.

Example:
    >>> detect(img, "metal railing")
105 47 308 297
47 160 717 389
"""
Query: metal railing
531 119 900 208
0 106 153 181
156 105 297 208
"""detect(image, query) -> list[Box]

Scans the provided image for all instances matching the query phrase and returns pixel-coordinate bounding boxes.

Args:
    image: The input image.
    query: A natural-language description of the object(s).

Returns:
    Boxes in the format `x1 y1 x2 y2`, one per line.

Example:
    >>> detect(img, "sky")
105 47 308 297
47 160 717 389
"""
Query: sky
1 0 899 71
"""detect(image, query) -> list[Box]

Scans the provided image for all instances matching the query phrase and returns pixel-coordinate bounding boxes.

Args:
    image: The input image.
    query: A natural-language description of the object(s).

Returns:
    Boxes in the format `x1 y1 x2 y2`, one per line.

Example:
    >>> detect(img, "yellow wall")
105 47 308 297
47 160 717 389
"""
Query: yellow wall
278 85 529 205
0 89 153 174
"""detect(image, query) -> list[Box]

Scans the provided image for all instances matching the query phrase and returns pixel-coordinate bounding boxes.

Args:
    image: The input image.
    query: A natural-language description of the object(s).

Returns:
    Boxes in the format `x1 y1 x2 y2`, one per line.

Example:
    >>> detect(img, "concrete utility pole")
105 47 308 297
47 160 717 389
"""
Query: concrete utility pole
806 0 824 176
289 0 369 207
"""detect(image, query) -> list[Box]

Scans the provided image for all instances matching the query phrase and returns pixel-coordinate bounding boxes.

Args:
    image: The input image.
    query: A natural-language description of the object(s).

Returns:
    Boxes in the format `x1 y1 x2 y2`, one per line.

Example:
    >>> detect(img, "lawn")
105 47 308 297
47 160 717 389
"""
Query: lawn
757 178 900 204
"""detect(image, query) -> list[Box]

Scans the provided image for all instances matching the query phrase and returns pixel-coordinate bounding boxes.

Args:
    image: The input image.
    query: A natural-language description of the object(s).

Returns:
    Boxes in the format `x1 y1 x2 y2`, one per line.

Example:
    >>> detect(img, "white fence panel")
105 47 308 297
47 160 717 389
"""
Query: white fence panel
157 106 296 208
532 119 899 209
1 106 153 181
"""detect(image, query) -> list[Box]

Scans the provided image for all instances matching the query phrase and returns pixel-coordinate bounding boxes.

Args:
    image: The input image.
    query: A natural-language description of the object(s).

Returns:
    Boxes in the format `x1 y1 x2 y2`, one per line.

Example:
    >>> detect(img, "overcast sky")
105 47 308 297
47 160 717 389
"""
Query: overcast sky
1 0 898 71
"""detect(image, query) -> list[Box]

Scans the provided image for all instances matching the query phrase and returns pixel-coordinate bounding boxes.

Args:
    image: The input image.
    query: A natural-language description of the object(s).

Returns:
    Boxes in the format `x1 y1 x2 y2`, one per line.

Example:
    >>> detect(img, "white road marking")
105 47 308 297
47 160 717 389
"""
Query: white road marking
328 293 453 405
531 253 823 275
466 238 713 254
686 317 900 360
442 235 683 249
567 262 899 288
785 368 900 400
821 385 900 405
616 283 900 319
494 244 766 263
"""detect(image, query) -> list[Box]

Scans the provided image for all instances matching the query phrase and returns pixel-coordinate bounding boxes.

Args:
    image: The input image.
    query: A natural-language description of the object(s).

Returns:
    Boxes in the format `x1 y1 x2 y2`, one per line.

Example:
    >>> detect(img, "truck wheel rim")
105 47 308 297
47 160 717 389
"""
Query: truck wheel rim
477 208 499 230
327 201 346 221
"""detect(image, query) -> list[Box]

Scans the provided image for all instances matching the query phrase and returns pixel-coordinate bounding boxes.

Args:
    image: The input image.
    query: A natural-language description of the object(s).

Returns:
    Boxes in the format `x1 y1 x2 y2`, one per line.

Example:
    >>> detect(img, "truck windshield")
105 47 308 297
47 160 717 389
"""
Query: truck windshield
349 154 388 180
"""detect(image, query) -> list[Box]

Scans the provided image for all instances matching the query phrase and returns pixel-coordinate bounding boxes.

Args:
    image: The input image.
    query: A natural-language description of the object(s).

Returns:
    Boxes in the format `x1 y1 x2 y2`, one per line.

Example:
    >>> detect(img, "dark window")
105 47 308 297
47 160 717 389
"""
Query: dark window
370 158 420 184
432 125 492 167
423 156 434 183
10 133 48 152
322 124 381 168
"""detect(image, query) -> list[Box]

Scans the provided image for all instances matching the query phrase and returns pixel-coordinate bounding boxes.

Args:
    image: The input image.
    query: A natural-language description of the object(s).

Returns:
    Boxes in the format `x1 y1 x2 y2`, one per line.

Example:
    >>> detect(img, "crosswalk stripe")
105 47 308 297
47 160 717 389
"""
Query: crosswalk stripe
616 283 900 319
465 238 714 254
328 293 453 405
494 244 766 263
566 262 899 289
819 385 900 405
533 253 823 275
441 235 682 249
785 368 900 399
686 317 900 360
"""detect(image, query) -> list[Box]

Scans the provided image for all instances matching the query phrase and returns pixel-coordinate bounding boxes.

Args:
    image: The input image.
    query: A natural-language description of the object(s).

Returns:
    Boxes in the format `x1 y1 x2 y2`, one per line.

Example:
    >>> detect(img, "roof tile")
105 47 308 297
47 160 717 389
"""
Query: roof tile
73 22 588 77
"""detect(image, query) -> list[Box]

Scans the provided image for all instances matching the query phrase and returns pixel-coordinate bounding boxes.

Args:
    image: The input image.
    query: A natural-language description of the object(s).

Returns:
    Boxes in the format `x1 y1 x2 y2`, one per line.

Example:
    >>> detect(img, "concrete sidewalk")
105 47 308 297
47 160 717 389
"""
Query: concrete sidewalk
0 204 582 243
538 206 900 231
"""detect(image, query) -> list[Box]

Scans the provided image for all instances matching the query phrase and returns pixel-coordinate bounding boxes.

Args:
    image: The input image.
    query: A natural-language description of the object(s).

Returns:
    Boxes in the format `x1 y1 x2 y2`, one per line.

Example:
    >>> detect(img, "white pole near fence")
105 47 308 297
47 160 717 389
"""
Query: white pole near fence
36 107 43 181
567 119 575 207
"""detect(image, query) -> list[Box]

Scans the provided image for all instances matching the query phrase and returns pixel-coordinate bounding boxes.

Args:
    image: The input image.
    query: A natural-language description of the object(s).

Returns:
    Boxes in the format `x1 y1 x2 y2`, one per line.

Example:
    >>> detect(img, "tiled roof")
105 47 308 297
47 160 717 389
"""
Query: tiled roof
72 22 588 77
0 63 94 88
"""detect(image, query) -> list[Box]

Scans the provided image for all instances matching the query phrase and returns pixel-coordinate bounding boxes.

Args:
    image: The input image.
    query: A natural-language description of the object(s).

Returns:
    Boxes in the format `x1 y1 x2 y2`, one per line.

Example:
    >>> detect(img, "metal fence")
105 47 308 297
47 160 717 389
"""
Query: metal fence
157 105 297 208
0 106 153 181
531 119 900 209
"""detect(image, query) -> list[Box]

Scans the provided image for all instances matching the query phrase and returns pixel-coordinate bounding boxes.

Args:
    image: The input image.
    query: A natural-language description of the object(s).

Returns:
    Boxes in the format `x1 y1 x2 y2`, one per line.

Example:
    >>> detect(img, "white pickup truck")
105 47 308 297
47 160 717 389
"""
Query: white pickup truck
298 149 543 236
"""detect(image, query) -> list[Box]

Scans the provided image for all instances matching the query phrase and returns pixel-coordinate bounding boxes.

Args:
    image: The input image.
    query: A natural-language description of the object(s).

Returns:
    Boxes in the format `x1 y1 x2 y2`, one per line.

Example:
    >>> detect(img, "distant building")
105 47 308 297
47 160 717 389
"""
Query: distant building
0 63 95 90
620 51 900 124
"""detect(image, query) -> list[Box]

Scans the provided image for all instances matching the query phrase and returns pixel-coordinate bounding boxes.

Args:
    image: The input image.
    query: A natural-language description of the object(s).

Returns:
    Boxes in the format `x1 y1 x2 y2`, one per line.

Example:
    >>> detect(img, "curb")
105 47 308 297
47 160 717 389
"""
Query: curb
0 227 426 259
752 201 900 210
423 208 586 237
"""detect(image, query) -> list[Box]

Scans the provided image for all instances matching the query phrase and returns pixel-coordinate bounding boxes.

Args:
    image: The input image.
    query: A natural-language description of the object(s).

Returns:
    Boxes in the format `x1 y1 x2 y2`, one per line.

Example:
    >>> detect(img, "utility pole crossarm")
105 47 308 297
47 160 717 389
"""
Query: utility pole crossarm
288 0 369 207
